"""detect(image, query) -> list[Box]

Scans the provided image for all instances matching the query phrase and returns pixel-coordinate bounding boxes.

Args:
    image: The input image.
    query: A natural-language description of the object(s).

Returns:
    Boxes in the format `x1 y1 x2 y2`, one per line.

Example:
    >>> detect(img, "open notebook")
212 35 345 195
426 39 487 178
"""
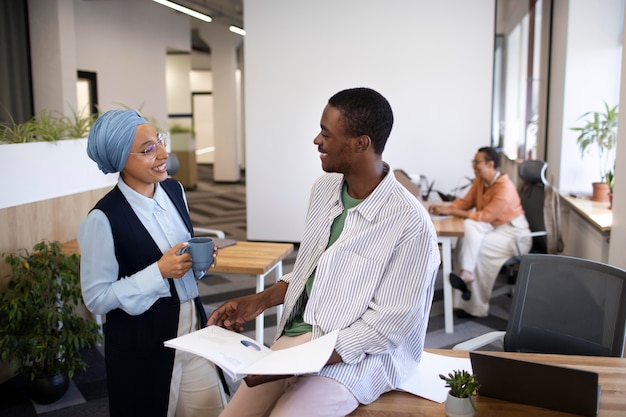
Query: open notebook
470 352 601 417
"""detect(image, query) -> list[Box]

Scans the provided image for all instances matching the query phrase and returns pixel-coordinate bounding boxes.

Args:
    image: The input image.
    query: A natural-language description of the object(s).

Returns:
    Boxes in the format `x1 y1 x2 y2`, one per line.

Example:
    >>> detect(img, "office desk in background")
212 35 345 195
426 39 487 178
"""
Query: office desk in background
428 210 464 334
62 240 294 346
393 170 464 333
348 348 626 416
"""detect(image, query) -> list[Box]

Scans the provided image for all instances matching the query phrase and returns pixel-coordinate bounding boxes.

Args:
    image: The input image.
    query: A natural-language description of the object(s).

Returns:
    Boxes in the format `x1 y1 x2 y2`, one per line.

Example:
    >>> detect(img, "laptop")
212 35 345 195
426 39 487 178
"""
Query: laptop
469 352 601 417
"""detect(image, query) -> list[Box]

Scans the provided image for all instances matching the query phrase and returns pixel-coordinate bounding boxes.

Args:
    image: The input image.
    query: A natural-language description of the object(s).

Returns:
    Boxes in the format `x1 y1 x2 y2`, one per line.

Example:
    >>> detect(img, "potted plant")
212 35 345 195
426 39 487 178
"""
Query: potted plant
435 176 474 202
439 369 480 417
0 240 102 404
418 175 436 201
168 123 198 189
0 107 118 210
570 101 619 202
0 108 96 144
606 167 615 209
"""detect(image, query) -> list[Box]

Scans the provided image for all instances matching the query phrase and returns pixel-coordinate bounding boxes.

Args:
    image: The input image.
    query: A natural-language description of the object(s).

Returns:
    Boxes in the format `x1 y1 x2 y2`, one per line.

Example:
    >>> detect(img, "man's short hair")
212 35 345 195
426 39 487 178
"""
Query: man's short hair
478 146 502 169
328 87 394 154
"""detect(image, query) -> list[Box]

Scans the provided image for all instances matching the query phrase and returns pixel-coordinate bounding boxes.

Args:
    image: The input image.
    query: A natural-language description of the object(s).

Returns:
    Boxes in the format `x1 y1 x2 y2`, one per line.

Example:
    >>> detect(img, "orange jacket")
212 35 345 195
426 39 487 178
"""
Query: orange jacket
451 173 523 225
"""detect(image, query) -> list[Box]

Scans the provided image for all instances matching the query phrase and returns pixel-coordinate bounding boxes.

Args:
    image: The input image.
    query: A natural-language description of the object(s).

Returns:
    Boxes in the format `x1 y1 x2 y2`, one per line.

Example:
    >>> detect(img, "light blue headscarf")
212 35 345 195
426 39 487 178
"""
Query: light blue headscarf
87 109 149 174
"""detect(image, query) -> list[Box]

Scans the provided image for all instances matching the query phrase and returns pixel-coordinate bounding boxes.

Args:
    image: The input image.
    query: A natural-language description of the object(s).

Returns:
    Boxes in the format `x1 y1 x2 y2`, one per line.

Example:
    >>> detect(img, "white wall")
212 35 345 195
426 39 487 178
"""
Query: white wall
195 20 243 181
167 54 193 122
608 7 626 269
15 0 191 207
245 0 496 242
191 70 215 164
28 0 78 116
547 0 623 195
73 0 191 128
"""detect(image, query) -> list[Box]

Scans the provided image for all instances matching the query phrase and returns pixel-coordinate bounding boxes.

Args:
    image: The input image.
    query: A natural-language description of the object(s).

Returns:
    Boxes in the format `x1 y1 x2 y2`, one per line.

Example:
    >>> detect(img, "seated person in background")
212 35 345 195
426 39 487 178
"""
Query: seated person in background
428 146 531 318
208 87 441 417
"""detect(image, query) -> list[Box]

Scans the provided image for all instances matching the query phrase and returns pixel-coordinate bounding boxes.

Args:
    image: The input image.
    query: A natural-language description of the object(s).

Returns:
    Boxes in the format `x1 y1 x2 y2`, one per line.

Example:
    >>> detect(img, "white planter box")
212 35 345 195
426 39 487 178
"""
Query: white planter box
0 139 118 209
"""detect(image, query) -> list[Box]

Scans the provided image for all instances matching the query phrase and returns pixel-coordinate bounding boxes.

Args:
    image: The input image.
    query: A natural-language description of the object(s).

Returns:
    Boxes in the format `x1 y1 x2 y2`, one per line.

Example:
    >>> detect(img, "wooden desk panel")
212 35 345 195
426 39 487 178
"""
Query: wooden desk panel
62 239 294 275
349 349 626 416
430 215 464 237
61 239 80 254
211 241 294 275
422 201 465 238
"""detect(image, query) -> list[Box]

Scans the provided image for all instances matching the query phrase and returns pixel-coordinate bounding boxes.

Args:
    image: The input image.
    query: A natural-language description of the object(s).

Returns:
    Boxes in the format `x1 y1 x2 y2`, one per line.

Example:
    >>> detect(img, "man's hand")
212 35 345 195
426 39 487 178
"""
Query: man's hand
428 204 451 215
207 294 265 332
207 281 289 332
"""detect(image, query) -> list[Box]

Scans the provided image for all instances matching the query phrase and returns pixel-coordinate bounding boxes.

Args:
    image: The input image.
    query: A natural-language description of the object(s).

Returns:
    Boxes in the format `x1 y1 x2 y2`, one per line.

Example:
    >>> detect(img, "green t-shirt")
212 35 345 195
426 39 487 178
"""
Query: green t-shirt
283 183 363 336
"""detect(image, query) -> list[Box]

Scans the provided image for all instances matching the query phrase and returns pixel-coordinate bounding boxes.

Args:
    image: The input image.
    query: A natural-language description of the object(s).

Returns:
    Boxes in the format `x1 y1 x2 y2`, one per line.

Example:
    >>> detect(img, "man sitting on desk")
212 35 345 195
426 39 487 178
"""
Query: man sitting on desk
208 87 440 417
428 147 531 318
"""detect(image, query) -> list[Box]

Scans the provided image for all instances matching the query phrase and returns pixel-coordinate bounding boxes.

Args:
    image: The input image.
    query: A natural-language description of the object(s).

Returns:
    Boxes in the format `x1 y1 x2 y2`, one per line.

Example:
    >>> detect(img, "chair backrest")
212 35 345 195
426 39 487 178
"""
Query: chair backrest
518 160 548 253
504 254 626 357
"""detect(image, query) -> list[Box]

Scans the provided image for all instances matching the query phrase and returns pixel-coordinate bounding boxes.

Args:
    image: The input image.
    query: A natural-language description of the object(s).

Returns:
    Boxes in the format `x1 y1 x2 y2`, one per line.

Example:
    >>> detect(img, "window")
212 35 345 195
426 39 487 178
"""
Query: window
77 71 99 117
496 0 545 161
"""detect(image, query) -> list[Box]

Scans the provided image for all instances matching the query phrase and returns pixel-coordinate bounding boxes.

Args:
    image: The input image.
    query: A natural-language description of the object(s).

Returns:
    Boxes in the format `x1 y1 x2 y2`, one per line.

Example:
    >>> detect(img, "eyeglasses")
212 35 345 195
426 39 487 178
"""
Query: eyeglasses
129 132 168 160
471 159 486 166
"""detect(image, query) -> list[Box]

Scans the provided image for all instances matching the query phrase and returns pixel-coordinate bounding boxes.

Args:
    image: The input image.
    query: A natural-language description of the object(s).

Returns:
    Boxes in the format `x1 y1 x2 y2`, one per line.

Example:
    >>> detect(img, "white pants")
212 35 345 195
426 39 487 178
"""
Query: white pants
168 301 228 417
453 215 531 317
219 333 359 417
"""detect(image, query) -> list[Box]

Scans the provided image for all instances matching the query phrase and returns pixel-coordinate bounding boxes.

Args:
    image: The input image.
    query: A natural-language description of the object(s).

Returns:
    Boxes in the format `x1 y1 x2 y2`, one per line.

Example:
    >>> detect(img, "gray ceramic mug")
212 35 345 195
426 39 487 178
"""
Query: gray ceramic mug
183 237 214 279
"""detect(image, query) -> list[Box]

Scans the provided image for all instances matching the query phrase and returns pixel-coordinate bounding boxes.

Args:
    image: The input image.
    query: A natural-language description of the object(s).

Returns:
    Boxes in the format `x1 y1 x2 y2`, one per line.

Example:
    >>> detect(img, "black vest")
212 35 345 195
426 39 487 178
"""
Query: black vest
94 179 204 417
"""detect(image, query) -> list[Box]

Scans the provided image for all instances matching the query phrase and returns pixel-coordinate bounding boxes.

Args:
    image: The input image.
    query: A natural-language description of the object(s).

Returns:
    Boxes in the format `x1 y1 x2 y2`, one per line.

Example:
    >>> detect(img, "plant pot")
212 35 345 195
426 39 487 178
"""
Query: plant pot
445 391 475 417
591 182 610 202
26 372 70 405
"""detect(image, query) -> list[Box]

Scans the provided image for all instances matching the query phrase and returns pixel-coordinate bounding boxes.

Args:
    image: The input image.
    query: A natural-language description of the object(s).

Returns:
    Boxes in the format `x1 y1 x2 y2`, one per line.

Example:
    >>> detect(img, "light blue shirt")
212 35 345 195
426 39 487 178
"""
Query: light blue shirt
78 178 199 316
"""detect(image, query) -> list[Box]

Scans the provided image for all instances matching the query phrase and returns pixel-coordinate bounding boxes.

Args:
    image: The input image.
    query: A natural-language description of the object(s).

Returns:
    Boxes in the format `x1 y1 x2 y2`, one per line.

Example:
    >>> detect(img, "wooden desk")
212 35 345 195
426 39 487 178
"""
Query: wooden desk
349 348 626 416
62 240 294 345
561 194 612 232
210 241 294 345
393 176 464 334
429 213 465 334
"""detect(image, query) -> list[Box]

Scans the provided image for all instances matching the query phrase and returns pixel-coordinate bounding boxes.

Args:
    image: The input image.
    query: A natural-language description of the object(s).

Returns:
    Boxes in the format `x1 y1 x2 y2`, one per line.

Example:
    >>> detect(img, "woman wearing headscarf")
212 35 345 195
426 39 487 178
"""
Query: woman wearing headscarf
78 109 227 417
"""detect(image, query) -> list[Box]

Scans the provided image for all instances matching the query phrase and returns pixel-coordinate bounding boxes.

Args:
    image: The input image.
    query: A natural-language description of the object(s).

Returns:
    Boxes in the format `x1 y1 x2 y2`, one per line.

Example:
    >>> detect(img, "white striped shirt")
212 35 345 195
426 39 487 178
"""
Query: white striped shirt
277 164 440 404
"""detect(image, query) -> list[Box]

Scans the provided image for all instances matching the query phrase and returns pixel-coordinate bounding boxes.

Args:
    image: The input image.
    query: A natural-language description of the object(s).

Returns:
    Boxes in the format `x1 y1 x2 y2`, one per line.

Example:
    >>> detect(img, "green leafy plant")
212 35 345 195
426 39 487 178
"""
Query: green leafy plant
0 111 48 144
436 176 474 202
418 175 436 201
169 123 195 135
606 168 615 194
570 102 619 183
0 107 97 144
0 240 102 382
440 369 480 410
60 107 98 139
116 102 162 132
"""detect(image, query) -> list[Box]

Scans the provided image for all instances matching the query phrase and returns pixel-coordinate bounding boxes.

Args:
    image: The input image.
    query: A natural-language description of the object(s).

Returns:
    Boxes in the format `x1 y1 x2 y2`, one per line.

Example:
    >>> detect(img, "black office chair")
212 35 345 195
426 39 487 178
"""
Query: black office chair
500 160 560 284
454 254 626 357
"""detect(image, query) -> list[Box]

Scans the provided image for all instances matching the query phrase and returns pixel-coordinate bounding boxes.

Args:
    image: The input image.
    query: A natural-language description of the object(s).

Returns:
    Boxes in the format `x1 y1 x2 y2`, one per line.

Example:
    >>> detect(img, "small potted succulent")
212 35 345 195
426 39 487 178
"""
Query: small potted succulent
439 369 480 417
